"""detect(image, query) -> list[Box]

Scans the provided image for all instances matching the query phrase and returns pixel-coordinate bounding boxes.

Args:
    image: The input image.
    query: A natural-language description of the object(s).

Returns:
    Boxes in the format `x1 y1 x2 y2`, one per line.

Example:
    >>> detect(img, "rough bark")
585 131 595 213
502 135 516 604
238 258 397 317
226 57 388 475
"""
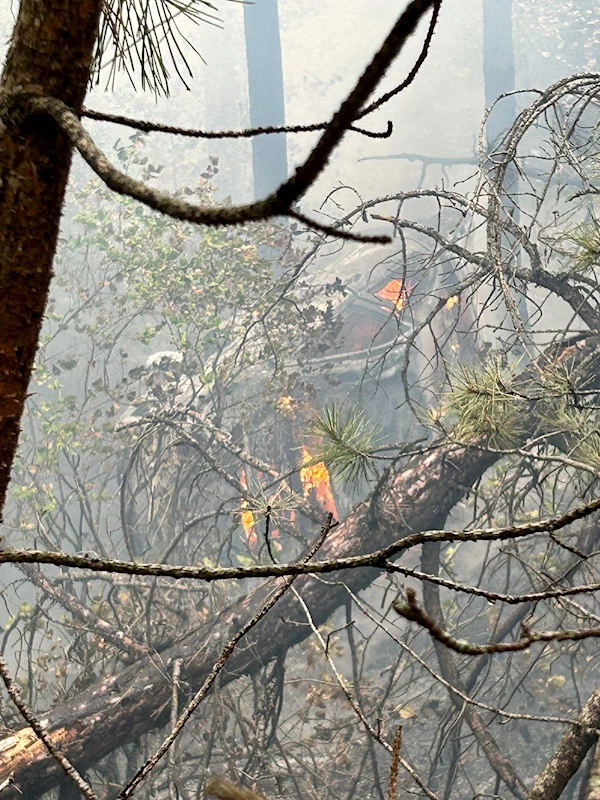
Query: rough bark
2 333 600 798
527 687 600 800
0 0 102 516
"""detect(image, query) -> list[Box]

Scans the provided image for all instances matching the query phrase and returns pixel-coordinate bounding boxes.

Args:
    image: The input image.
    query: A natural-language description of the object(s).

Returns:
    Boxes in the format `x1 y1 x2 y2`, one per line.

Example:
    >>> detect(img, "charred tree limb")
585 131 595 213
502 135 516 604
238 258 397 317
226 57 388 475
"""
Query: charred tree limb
0 653 99 800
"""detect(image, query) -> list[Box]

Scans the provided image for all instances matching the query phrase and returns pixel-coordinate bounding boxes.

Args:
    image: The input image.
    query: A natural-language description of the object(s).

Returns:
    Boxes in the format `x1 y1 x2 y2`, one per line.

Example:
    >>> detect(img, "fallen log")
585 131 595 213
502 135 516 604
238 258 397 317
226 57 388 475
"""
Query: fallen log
2 334 599 798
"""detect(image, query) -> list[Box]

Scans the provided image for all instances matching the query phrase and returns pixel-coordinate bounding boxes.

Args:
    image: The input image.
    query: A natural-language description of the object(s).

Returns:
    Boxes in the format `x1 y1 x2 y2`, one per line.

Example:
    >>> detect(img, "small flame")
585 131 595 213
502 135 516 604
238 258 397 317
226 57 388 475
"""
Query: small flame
445 295 458 310
300 447 338 519
239 467 257 548
376 278 409 311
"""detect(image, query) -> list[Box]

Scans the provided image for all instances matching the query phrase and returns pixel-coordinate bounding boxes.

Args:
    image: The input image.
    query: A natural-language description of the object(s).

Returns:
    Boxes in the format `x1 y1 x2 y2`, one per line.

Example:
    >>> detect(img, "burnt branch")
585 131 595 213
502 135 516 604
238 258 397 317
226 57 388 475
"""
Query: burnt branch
0 654 99 800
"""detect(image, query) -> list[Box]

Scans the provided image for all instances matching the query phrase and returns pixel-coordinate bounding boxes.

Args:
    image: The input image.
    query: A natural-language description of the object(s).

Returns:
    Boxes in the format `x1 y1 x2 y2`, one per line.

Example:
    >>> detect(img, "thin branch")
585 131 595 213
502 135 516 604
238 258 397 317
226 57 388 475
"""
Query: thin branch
387 562 600 606
388 725 403 800
355 0 442 119
82 107 394 140
2 492 600 581
394 587 600 654
168 657 182 800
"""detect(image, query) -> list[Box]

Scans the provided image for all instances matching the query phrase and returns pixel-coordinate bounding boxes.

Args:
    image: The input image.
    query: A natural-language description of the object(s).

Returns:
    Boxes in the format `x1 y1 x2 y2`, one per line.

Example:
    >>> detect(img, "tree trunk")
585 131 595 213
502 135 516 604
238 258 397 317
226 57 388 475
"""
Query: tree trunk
2 333 599 798
483 0 516 147
0 0 102 516
244 0 288 198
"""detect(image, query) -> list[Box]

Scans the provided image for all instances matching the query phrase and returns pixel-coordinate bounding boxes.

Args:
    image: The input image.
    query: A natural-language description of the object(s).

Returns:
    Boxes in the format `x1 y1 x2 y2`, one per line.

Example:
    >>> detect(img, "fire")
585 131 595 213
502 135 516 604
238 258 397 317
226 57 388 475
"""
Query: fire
445 295 458 310
239 467 257 548
300 446 338 519
376 278 409 311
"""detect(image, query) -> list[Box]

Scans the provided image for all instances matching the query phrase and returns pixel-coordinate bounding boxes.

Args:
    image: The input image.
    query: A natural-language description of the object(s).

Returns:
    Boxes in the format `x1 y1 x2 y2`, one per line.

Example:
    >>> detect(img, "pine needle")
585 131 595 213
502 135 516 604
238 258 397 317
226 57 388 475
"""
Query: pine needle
446 358 521 448
307 404 383 488
565 218 600 273
95 0 227 95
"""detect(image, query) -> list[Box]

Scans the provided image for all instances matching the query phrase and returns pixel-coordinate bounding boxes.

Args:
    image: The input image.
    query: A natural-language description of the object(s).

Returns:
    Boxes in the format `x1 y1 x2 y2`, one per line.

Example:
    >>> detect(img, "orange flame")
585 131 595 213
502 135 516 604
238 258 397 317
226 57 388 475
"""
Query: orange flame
300 447 338 519
376 278 409 311
239 467 257 548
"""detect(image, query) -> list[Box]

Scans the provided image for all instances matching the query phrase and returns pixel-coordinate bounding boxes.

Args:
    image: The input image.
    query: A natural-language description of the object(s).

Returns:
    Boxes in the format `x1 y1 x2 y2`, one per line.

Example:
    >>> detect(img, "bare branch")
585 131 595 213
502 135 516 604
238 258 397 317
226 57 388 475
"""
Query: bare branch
3 491 600 581
20 0 439 241
81 107 394 140
394 587 600 654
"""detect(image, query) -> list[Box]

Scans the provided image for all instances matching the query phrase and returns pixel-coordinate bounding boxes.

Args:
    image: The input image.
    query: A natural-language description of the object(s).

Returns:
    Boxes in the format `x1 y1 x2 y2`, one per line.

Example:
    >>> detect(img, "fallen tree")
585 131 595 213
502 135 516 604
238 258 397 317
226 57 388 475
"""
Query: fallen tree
2 332 600 798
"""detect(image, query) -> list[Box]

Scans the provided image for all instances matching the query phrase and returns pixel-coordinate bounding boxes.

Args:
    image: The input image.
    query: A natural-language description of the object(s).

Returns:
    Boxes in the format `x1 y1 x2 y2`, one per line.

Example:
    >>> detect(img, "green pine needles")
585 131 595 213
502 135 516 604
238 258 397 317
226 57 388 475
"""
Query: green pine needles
566 218 600 273
445 358 522 448
96 0 227 94
308 404 383 488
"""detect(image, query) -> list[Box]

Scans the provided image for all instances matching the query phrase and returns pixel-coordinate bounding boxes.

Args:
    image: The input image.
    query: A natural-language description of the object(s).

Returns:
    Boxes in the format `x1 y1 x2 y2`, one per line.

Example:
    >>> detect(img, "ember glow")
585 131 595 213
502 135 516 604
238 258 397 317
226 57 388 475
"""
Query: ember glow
239 467 258 548
300 446 338 518
376 278 409 311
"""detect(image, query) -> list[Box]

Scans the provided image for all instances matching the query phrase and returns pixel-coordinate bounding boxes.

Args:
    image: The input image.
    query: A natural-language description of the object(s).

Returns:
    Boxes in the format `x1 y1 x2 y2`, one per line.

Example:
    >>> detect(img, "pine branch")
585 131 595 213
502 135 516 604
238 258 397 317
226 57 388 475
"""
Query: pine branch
308 403 383 487
95 0 225 95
